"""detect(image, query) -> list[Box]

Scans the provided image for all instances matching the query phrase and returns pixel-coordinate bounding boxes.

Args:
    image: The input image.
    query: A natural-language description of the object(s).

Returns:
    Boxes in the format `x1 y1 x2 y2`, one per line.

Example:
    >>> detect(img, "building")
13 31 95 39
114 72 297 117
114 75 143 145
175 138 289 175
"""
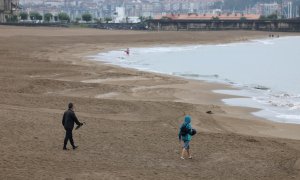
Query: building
155 13 260 21
258 3 280 17
0 0 19 22
113 6 125 23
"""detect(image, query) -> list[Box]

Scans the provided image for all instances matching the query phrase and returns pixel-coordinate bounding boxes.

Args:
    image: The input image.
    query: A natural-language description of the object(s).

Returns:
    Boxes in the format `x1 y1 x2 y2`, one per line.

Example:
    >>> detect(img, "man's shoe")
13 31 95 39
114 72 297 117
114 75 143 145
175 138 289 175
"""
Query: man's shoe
73 146 78 150
63 147 69 151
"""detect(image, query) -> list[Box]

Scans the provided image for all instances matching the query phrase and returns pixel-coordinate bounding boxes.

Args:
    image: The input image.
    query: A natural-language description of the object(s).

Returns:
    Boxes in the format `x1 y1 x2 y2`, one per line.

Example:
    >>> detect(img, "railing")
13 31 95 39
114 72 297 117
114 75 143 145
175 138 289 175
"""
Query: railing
0 22 70 27
0 22 148 30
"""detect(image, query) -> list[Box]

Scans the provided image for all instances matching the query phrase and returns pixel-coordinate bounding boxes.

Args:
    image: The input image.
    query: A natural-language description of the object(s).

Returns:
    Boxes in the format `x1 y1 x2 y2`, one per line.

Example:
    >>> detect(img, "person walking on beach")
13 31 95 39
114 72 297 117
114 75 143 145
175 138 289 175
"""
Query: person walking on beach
62 103 83 150
178 115 193 159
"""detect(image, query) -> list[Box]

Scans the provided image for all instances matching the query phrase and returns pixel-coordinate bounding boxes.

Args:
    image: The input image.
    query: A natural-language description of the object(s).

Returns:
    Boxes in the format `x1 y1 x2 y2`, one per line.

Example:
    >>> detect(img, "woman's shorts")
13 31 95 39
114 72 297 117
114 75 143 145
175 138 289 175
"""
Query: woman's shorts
183 141 190 150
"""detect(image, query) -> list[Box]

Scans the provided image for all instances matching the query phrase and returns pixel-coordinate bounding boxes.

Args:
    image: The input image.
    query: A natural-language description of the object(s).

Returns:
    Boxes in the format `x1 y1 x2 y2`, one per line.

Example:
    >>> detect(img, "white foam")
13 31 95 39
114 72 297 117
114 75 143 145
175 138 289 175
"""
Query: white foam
133 45 203 54
251 39 274 45
277 114 300 120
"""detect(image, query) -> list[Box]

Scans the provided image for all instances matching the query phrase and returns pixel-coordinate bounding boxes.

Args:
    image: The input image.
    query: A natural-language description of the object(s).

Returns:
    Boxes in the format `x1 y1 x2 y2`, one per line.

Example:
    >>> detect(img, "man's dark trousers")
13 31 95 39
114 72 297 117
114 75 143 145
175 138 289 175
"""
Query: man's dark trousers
64 128 75 148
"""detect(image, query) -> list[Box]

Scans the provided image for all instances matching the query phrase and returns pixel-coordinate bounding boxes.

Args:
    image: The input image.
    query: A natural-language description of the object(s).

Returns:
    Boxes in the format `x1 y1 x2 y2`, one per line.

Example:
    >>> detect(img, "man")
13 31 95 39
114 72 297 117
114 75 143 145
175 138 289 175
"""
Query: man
62 103 83 150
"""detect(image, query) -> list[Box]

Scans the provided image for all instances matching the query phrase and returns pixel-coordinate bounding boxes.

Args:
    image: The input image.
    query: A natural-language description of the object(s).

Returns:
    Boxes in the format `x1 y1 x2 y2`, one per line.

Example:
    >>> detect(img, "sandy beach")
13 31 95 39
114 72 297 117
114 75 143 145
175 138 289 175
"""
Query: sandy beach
1 25 300 179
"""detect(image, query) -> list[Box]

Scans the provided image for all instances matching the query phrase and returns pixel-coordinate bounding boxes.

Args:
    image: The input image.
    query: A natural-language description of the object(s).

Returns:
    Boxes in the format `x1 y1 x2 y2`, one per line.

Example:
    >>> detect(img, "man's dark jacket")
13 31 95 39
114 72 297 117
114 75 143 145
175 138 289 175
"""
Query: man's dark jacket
62 109 80 130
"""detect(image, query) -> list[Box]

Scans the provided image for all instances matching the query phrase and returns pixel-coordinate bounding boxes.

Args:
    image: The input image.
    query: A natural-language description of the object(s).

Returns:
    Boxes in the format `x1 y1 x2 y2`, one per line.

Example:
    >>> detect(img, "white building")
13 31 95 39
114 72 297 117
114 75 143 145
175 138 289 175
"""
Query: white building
127 16 140 23
113 6 125 23
259 3 280 16
0 0 19 22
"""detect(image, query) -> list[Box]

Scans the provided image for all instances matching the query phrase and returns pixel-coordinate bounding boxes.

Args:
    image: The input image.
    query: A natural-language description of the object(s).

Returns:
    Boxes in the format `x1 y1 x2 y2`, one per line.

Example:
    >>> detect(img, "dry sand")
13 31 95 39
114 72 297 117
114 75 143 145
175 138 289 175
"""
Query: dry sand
1 26 300 180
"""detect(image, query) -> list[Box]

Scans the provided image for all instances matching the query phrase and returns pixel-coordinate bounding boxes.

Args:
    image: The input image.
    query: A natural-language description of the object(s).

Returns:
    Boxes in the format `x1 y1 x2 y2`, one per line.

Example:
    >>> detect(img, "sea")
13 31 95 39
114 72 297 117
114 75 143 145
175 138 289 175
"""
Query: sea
89 36 300 124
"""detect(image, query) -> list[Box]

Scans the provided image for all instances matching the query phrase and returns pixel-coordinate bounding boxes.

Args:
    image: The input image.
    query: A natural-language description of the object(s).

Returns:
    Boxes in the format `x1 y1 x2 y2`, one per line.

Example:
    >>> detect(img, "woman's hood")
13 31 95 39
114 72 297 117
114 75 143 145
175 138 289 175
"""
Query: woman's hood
184 115 191 124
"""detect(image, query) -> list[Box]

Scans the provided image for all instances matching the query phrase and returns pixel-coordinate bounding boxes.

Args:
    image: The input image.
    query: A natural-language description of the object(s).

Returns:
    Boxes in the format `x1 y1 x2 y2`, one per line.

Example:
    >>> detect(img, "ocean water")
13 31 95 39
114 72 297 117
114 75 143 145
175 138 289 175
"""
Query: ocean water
89 36 300 124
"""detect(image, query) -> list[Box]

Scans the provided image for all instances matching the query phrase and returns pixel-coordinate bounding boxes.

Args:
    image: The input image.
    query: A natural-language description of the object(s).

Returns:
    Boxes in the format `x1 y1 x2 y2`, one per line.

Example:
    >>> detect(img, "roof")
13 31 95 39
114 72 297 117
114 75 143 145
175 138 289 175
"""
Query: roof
155 13 260 20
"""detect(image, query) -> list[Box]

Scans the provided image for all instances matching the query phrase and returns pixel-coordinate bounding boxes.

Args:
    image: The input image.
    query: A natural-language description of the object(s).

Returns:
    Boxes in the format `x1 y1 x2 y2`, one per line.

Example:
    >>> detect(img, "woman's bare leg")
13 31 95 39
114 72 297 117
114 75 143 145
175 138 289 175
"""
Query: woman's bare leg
181 148 186 159
187 149 192 159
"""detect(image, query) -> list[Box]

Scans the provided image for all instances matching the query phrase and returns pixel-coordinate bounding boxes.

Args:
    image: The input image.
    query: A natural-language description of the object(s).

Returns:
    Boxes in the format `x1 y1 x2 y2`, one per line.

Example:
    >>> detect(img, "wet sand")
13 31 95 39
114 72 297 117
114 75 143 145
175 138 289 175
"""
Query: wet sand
1 26 300 179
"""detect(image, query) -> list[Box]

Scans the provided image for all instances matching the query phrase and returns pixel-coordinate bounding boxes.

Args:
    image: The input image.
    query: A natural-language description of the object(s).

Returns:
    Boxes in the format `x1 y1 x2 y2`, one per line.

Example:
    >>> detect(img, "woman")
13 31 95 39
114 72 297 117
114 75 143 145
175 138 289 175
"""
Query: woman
178 115 193 160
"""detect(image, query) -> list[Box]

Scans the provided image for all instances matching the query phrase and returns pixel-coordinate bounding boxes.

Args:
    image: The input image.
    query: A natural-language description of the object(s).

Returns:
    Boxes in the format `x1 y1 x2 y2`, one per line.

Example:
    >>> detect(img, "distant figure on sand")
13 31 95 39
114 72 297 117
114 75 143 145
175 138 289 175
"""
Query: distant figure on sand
178 115 194 160
124 48 130 55
62 103 83 150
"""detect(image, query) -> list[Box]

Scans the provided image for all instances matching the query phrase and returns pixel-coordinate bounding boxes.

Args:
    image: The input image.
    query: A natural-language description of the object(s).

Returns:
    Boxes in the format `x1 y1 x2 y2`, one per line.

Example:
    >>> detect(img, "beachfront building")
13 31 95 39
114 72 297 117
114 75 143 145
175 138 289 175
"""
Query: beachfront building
155 13 260 21
150 13 262 31
0 0 19 22
113 6 125 23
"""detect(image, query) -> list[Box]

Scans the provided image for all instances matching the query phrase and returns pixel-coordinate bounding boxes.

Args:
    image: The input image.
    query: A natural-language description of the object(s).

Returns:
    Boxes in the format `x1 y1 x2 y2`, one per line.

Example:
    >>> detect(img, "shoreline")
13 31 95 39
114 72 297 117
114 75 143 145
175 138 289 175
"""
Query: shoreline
2 26 300 179
87 37 300 132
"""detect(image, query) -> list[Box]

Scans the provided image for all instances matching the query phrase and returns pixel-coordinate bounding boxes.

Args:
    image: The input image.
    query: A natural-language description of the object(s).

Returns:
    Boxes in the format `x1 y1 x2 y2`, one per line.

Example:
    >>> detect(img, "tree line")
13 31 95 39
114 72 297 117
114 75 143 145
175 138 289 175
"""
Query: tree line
7 12 109 23
6 12 151 24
